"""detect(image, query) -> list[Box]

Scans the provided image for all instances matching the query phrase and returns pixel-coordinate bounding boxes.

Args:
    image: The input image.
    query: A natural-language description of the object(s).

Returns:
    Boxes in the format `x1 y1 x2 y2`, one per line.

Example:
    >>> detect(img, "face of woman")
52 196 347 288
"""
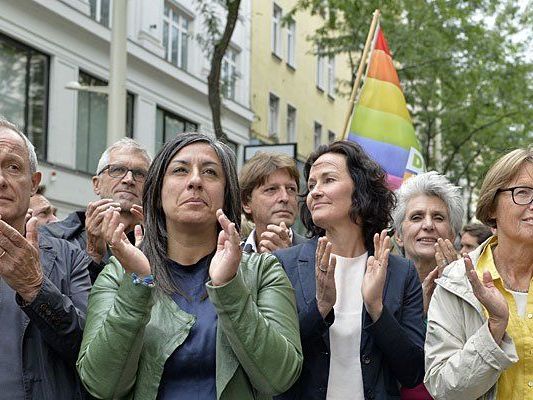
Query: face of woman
306 152 355 231
161 142 226 231
491 162 533 246
397 194 454 265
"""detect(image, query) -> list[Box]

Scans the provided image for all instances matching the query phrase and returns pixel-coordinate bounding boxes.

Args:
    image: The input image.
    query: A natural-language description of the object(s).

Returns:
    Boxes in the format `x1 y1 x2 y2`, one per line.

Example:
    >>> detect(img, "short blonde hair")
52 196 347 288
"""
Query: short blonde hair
476 148 533 228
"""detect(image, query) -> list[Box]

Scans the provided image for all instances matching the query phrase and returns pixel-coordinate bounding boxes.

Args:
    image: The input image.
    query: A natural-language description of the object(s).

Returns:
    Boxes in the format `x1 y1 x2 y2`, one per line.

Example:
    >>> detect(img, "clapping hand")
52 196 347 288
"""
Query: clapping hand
464 254 509 344
362 230 391 321
209 209 242 286
422 238 459 314
258 222 292 253
85 199 121 263
101 208 150 277
315 237 337 318
0 216 43 302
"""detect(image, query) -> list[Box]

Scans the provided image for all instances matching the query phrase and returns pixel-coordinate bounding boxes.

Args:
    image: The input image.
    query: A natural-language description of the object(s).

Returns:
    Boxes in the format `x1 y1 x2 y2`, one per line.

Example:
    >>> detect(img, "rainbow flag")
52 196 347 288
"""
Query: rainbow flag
346 27 424 189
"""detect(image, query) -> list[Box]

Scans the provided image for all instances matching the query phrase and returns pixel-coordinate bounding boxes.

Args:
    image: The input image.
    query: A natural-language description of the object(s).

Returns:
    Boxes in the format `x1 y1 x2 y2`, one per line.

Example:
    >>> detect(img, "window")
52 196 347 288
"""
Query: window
314 122 322 150
268 93 279 137
286 20 296 67
163 2 189 70
272 4 282 57
155 107 197 151
316 53 326 90
0 34 49 160
287 105 296 142
328 130 336 143
89 0 111 26
76 71 134 173
222 47 239 100
327 56 335 97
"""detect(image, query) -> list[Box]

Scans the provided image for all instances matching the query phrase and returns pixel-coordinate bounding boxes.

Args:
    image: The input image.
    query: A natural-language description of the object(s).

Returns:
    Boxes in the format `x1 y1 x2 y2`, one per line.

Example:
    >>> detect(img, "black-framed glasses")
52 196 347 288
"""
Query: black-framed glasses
99 165 148 182
497 186 533 205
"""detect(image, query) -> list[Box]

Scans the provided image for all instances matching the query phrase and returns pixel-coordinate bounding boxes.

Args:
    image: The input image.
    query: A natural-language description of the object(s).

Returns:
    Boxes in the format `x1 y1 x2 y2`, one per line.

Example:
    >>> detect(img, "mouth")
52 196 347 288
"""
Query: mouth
523 217 533 224
416 237 438 244
311 202 329 210
183 198 207 206
273 210 293 216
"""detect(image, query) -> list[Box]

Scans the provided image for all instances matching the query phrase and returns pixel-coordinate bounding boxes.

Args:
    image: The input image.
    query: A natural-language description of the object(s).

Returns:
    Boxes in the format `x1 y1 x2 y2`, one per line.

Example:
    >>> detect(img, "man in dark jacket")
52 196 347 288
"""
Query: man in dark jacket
40 138 151 282
0 117 92 399
239 152 307 253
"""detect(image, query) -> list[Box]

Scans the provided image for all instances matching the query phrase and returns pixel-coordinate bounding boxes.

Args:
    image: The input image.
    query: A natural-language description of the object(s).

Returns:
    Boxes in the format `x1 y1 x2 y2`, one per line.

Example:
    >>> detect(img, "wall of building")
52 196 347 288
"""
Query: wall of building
0 0 252 216
250 0 353 161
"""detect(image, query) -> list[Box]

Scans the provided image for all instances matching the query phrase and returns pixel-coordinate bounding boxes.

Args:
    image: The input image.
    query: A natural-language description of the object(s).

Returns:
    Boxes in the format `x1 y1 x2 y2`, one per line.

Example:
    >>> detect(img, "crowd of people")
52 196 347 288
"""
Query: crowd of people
0 114 531 400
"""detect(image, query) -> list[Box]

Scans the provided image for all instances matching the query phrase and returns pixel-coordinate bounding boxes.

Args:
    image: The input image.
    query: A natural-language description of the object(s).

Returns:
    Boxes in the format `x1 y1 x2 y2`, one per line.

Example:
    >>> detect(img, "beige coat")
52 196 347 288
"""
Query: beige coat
424 242 519 400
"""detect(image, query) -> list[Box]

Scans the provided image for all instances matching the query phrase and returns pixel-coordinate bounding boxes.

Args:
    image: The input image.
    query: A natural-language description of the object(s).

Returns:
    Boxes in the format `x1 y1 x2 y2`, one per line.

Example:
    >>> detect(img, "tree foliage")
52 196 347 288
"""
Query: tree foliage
290 0 533 219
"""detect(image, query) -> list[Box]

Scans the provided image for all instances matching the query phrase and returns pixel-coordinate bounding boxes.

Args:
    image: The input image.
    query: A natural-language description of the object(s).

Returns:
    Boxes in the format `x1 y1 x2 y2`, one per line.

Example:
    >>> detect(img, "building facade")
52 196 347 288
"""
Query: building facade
0 0 252 215
250 0 353 162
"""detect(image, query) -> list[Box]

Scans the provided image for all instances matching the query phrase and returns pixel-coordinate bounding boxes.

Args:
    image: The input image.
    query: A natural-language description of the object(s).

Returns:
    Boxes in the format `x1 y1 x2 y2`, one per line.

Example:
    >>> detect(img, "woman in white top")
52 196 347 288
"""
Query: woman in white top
274 140 426 400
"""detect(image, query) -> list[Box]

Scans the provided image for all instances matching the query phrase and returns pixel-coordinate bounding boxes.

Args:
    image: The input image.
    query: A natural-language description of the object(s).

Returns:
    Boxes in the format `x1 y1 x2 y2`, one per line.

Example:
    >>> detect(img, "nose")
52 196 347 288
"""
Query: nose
0 170 7 188
278 187 290 203
187 168 203 190
309 184 322 199
421 215 435 230
121 170 135 184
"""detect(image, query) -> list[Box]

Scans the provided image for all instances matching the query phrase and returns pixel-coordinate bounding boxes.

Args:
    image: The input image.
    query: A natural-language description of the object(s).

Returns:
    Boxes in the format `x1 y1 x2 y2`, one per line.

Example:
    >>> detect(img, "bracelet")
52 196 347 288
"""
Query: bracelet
131 272 155 288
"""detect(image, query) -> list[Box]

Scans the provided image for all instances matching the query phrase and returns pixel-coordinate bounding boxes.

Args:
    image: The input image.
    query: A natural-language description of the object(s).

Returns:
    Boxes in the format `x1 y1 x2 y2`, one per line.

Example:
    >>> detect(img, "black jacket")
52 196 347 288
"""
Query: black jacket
13 234 92 399
273 238 426 400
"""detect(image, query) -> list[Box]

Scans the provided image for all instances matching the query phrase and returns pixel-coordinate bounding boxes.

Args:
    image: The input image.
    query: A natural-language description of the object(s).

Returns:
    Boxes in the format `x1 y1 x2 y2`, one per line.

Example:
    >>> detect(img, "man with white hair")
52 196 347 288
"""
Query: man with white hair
0 117 91 398
41 138 151 282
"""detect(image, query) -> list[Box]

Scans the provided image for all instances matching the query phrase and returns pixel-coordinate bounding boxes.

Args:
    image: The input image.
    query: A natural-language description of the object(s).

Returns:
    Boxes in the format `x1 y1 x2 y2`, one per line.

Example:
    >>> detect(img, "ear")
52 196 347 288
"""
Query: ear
242 201 252 217
394 231 404 247
92 175 101 196
30 172 42 196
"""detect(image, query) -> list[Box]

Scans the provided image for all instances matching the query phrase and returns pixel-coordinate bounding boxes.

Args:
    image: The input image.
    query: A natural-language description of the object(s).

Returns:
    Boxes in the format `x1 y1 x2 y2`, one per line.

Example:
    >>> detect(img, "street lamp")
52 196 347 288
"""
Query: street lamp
65 0 128 147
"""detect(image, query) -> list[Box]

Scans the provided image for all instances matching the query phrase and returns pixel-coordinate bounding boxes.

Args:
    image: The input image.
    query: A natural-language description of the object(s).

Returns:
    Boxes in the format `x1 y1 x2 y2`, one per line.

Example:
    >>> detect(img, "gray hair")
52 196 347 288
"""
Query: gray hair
0 116 38 174
96 137 152 174
392 171 464 236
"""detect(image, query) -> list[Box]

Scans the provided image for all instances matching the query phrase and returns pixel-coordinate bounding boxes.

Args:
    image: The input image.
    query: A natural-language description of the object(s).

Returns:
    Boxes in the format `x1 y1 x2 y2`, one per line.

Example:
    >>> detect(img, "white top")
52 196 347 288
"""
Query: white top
326 252 368 400
508 290 528 318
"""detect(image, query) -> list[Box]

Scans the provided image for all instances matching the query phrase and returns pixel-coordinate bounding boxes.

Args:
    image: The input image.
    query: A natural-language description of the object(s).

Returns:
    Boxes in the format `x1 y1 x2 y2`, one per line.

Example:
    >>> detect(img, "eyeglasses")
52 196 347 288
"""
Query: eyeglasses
497 186 533 205
99 165 148 182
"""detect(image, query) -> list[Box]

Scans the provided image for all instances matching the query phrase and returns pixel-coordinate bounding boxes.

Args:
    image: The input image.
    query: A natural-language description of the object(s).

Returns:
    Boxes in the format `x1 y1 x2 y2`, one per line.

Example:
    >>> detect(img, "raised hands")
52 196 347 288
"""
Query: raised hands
315 237 337 318
464 254 509 344
101 208 150 277
85 199 121 263
422 238 459 314
209 209 242 286
0 216 43 302
258 221 292 253
362 230 391 321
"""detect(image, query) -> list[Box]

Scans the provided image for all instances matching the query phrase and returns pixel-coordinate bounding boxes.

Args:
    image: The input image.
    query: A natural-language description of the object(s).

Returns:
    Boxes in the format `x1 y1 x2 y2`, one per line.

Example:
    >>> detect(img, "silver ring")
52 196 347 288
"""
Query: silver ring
0 250 5 258
318 265 327 272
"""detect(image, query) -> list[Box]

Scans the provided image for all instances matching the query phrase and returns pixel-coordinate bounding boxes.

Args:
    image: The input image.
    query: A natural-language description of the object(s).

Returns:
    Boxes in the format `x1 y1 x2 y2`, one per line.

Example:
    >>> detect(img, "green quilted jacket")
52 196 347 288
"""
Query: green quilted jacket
76 253 302 399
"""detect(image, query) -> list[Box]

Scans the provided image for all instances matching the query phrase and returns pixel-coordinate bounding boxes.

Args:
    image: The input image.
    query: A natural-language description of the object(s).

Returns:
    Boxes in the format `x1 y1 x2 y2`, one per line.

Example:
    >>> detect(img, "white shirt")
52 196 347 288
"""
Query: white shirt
509 290 528 317
326 252 368 400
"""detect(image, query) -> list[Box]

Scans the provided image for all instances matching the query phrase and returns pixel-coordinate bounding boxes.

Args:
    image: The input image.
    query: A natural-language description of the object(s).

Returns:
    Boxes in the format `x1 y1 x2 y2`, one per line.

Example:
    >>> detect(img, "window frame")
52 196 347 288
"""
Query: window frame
327 56 336 98
89 0 112 27
0 33 50 161
286 104 296 142
163 1 190 70
286 19 296 68
271 3 283 58
268 93 280 138
222 47 240 101
314 121 322 150
155 106 198 151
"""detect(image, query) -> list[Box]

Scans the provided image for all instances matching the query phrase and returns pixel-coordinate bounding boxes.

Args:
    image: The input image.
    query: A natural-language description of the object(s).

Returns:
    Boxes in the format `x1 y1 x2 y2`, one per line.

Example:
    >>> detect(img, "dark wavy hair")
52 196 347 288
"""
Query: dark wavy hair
142 132 241 296
301 140 396 253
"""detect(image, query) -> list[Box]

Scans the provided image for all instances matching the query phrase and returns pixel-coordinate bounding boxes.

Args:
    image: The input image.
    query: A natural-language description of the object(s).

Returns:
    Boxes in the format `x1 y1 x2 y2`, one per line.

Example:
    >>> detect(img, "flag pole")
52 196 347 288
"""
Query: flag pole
342 9 381 140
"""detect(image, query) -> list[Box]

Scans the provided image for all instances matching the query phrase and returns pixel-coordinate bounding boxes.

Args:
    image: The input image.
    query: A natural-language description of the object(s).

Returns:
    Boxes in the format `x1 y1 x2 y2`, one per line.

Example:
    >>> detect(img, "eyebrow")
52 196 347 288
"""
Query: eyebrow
169 159 220 167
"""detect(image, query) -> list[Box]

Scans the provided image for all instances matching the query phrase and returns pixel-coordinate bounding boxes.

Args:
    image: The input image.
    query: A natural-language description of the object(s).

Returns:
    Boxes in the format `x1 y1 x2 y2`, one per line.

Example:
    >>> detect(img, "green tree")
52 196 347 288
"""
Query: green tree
290 0 533 219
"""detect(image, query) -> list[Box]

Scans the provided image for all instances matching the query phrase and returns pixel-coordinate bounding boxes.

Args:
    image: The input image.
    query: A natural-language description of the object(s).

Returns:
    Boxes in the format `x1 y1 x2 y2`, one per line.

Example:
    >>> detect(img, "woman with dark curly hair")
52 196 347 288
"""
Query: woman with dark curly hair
274 140 426 400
